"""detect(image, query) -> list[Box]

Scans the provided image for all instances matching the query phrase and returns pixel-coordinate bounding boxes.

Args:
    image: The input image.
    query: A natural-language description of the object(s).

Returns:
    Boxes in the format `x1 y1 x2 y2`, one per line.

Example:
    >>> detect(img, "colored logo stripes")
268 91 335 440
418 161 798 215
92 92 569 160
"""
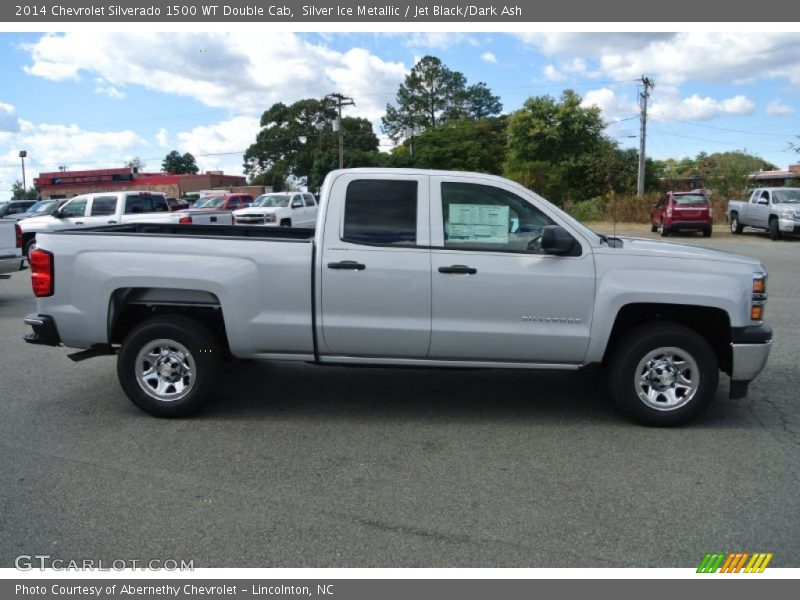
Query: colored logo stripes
697 552 773 573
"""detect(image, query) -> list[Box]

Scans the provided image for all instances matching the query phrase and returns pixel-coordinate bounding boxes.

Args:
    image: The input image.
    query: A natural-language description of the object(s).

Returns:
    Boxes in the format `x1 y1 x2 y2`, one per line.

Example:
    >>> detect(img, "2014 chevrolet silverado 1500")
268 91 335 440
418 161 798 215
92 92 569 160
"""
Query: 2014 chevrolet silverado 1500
23 169 772 425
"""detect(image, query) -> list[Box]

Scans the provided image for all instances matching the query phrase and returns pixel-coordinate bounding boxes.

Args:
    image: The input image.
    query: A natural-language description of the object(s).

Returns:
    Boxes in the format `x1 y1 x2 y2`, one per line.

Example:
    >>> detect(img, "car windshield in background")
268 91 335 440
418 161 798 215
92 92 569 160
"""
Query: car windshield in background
253 194 290 208
25 200 55 214
674 194 708 205
772 189 800 204
194 196 225 208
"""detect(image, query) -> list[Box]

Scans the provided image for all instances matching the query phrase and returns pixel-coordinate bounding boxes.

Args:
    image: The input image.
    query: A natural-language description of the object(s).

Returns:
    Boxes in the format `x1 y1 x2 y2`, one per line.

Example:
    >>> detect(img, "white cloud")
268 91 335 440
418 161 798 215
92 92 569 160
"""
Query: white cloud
516 32 800 87
581 88 638 122
402 33 465 50
650 90 755 121
543 65 565 81
766 100 795 117
23 32 407 121
0 103 21 133
155 128 170 147
93 79 125 99
175 116 260 175
481 52 498 64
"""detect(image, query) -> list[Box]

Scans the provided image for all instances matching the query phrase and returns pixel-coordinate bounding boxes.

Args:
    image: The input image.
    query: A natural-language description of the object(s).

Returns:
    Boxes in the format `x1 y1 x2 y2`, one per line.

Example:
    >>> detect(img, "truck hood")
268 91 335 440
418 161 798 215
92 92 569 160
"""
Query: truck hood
609 237 764 269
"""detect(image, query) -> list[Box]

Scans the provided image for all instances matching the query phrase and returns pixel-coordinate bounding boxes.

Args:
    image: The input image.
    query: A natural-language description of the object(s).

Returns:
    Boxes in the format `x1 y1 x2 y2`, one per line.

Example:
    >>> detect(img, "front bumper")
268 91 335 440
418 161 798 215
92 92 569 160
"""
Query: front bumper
778 217 800 233
23 313 62 346
729 325 772 398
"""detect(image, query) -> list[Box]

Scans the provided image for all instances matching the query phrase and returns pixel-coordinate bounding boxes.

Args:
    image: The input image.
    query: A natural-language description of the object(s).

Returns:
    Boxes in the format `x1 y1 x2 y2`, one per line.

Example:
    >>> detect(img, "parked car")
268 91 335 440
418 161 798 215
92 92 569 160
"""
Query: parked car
0 200 37 219
650 190 713 237
0 219 23 279
166 197 191 211
192 193 253 211
727 187 800 240
4 199 69 222
23 168 771 426
233 191 317 227
18 191 231 257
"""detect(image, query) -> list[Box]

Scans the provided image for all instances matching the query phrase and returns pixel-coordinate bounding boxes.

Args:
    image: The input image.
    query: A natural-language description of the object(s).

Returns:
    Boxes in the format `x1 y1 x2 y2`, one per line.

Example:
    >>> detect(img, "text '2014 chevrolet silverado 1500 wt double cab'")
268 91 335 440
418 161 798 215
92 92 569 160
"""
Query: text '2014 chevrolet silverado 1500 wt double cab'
23 169 772 425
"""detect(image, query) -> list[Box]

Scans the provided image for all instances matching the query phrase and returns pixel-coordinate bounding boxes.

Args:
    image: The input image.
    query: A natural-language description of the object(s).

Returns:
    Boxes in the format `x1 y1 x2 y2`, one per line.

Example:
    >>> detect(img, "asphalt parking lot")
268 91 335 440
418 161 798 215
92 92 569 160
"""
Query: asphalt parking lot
1 227 798 568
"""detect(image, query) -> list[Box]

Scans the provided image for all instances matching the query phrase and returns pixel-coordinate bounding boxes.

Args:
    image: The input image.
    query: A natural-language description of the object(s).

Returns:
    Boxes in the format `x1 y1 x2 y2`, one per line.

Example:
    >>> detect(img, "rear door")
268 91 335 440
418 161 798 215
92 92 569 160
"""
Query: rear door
319 174 431 358
303 193 318 227
428 175 595 364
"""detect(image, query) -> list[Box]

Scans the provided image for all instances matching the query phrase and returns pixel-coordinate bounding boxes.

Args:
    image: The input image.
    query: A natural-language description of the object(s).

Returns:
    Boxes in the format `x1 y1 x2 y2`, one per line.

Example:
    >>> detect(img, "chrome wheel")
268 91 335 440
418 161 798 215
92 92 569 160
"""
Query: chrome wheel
730 217 738 233
634 346 699 411
135 339 196 402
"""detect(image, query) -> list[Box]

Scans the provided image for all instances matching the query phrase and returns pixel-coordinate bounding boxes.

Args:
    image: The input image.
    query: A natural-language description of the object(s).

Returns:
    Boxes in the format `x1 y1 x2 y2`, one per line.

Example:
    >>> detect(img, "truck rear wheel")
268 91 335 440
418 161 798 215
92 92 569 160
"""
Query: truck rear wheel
117 315 222 417
608 323 718 426
730 213 743 234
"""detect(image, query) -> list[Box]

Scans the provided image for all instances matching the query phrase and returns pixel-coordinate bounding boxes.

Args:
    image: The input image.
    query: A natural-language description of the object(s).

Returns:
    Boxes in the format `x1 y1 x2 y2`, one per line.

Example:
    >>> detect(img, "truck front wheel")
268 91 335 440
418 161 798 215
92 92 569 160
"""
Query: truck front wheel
730 212 743 234
768 218 781 241
608 323 718 426
117 316 223 417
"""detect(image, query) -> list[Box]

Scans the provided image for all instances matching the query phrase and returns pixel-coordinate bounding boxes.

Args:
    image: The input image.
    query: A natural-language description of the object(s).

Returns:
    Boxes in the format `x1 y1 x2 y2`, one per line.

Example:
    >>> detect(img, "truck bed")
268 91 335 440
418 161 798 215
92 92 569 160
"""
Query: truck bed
54 222 316 241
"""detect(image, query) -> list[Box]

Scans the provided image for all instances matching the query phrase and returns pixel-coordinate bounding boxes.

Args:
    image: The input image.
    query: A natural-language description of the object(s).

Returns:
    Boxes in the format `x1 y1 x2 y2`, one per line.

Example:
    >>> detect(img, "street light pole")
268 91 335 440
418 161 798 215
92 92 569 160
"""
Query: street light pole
19 150 27 196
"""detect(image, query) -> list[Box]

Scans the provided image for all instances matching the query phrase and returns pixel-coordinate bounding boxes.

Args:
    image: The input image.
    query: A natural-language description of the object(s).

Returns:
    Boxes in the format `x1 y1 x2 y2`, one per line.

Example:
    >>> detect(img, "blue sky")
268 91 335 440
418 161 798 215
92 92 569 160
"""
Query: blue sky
1 31 799 195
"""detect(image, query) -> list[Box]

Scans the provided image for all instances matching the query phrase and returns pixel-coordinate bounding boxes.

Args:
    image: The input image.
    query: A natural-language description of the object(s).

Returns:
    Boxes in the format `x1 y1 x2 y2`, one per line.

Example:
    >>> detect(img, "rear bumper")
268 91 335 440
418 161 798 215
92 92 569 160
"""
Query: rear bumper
729 325 772 398
23 313 62 346
665 220 713 231
0 255 25 276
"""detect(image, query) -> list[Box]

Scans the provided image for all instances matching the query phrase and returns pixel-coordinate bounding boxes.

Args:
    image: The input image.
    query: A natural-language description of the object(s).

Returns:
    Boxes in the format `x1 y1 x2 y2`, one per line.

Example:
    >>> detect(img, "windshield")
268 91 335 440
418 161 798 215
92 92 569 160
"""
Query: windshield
772 189 800 204
252 194 290 208
25 200 53 214
674 194 708 206
193 195 225 208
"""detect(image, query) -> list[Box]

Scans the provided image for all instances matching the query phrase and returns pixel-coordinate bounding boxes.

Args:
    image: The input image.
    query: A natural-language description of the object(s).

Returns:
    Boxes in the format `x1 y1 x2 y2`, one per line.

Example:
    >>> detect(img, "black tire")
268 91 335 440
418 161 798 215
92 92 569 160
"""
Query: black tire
608 322 718 426
23 237 36 259
702 227 712 238
650 222 658 233
280 218 292 227
730 213 743 234
768 218 781 241
117 315 223 417
659 220 669 237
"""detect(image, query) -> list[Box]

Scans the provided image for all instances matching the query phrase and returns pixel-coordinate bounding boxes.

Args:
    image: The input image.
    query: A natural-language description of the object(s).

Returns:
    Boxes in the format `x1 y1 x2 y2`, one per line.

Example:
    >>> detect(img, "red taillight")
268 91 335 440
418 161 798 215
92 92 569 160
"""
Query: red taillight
30 248 54 297
178 215 192 224
15 224 22 249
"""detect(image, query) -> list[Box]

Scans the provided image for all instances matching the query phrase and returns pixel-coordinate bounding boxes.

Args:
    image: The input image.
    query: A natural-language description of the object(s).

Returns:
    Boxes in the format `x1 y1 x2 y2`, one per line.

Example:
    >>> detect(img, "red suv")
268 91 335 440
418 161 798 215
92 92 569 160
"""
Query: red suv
650 190 713 237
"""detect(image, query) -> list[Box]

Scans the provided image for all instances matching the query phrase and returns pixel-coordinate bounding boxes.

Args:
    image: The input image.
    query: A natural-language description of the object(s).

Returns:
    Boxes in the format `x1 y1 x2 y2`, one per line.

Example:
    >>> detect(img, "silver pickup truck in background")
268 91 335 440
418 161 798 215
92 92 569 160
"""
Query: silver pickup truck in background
23 169 773 426
18 190 232 257
0 219 24 279
727 187 800 240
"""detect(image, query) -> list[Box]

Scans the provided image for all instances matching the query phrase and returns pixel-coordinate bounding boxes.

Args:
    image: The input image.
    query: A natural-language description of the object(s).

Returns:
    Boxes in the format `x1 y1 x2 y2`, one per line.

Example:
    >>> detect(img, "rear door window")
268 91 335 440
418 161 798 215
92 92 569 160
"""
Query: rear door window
90 196 118 216
343 180 418 246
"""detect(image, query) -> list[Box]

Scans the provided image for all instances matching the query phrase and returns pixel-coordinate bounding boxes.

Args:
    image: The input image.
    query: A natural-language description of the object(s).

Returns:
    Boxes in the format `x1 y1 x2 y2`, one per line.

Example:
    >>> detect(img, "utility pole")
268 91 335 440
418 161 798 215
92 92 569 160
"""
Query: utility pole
326 93 355 169
19 150 27 196
637 75 654 197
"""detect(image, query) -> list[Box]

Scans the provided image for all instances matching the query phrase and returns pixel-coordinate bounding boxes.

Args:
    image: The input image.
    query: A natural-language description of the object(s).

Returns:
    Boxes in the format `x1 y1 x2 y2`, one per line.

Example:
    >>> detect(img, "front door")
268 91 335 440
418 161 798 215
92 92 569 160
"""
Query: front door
428 176 595 364
320 174 431 358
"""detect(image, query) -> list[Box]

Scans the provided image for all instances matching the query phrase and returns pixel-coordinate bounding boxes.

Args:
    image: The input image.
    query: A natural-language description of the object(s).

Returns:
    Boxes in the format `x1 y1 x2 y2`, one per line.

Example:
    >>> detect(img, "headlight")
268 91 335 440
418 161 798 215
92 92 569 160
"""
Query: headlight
780 207 793 219
265 214 276 222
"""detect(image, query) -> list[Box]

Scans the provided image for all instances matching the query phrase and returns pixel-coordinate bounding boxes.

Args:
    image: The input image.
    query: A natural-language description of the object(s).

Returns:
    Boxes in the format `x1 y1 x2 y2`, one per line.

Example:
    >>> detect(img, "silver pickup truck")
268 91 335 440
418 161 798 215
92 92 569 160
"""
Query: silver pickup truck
23 169 772 425
727 187 800 240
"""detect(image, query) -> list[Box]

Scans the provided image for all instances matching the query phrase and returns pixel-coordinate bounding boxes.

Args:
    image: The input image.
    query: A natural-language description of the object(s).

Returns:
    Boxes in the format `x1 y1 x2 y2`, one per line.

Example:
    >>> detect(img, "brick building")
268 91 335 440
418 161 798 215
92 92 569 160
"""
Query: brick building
34 168 248 200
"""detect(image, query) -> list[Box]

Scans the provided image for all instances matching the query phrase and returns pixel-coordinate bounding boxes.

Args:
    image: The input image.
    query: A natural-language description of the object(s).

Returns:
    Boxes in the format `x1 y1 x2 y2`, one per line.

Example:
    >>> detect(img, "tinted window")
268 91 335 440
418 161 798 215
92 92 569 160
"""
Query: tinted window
304 194 316 207
151 196 168 212
125 194 167 213
343 180 417 246
673 194 708 206
90 196 118 216
60 199 88 218
441 182 555 254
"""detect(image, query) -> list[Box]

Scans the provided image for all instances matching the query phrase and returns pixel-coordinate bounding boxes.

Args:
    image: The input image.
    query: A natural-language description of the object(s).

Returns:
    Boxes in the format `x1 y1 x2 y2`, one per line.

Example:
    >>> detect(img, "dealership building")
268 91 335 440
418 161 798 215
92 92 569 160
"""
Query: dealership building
33 168 249 200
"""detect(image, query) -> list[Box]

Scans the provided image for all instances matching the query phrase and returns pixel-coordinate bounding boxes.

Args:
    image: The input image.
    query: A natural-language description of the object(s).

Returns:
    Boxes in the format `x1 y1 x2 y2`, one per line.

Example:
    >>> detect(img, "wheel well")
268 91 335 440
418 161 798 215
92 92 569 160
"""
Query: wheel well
109 288 230 357
604 303 732 374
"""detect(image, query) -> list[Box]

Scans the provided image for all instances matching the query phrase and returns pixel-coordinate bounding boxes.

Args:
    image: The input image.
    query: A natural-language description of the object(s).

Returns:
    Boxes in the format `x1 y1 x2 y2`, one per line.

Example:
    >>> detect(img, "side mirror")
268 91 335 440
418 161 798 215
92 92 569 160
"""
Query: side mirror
757 199 769 205
52 208 63 218
541 225 576 256
291 201 303 209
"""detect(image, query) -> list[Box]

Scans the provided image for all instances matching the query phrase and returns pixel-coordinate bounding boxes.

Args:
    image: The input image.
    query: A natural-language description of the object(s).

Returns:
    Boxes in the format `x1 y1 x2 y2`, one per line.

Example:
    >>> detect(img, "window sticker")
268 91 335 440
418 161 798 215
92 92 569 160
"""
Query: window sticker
448 204 509 244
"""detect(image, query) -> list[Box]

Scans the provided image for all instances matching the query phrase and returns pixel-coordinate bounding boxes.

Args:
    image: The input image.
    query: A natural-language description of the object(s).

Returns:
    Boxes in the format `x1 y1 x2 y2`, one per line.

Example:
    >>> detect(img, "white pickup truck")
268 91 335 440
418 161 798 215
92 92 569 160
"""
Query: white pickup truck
18 190 232 257
0 219 24 279
232 191 318 228
727 187 800 240
23 169 772 425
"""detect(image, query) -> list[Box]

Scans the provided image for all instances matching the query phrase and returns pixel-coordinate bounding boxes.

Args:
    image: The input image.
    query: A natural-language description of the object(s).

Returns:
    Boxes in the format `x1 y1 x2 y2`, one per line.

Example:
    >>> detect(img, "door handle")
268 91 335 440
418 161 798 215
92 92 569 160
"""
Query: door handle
438 265 477 275
327 260 366 271
107 220 117 224
75 221 83 225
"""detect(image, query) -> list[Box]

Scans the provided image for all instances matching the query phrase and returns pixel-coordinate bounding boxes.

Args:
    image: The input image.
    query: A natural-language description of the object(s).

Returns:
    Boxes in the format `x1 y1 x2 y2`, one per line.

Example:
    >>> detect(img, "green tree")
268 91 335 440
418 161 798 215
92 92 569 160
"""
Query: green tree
124 157 145 171
404 117 507 174
162 150 199 174
381 56 501 141
503 90 607 204
244 98 381 191
12 180 38 200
